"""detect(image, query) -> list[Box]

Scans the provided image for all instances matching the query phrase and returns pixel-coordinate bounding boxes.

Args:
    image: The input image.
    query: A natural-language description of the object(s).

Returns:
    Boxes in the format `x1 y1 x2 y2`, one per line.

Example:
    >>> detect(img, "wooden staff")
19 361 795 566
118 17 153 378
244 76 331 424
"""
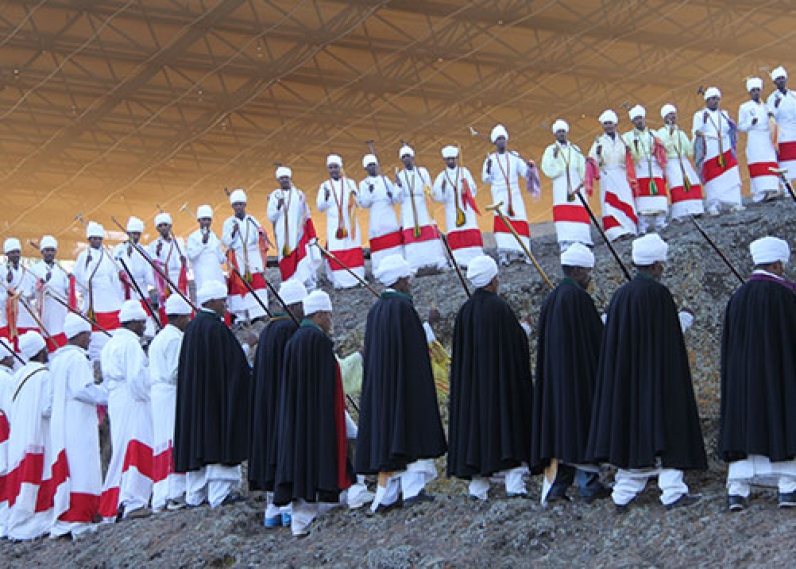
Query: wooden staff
117 256 164 331
45 290 112 337
227 263 273 319
434 225 471 298
0 338 25 365
310 239 380 298
689 216 745 285
485 201 554 290
769 167 796 203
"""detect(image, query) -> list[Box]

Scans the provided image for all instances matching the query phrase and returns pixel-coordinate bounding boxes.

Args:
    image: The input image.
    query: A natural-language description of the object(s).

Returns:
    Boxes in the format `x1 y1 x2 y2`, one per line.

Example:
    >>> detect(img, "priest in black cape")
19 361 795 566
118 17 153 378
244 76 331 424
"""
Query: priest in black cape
356 254 447 513
585 234 706 511
273 290 355 537
248 279 306 528
719 236 796 511
174 280 252 508
446 255 533 500
531 244 610 505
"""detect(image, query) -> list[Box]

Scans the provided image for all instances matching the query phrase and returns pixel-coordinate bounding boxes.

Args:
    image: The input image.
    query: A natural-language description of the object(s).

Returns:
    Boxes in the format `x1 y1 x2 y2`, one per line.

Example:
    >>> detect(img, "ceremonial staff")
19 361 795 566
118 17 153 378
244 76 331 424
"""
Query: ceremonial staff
688 216 745 285
310 239 380 298
44 291 112 337
227 263 273 319
486 202 554 290
769 167 796 203
0 337 25 365
117 256 164 331
434 224 470 298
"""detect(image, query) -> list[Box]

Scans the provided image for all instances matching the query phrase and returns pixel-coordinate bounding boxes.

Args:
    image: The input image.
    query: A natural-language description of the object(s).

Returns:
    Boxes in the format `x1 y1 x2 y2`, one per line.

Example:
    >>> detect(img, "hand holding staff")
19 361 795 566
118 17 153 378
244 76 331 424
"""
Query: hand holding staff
117 256 164 331
310 239 380 298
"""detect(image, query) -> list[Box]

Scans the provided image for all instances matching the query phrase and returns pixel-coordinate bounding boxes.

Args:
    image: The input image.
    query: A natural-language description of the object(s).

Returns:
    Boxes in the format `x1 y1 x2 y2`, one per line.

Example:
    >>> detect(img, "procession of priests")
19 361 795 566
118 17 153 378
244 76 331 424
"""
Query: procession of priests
0 67 795 541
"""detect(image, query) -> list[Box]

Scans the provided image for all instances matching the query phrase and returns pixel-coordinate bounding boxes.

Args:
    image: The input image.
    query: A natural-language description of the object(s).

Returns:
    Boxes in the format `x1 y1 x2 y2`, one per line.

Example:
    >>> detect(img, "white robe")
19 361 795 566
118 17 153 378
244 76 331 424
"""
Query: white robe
3 264 39 332
358 175 404 273
6 362 54 540
148 324 185 511
186 229 225 292
147 236 188 296
623 128 668 215
691 108 742 209
48 344 107 536
540 141 592 248
222 214 268 319
0 364 16 537
589 134 638 241
29 261 70 345
482 152 532 254
74 246 124 360
316 177 365 288
431 166 483 267
112 241 155 302
266 187 320 287
738 100 779 197
99 328 153 519
767 88 796 177
655 126 705 219
397 167 447 271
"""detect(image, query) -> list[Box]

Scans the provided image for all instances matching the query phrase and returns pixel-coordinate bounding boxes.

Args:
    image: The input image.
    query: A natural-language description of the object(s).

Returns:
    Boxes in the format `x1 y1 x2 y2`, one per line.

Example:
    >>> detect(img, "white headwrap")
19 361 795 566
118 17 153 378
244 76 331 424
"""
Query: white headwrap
196 205 213 219
660 104 677 119
197 280 228 305
228 189 247 205
466 255 498 288
746 77 763 92
155 212 172 226
375 254 412 287
750 236 790 265
3 238 21 253
119 299 148 323
279 279 308 306
560 243 595 268
86 222 104 239
772 66 788 81
362 154 378 168
126 216 144 233
63 313 91 339
398 145 414 158
441 145 459 159
628 105 646 120
39 235 58 251
326 154 343 167
598 109 618 124
275 166 292 179
632 234 669 265
704 87 721 100
18 331 46 361
165 294 193 316
303 290 332 315
490 124 509 143
551 119 569 134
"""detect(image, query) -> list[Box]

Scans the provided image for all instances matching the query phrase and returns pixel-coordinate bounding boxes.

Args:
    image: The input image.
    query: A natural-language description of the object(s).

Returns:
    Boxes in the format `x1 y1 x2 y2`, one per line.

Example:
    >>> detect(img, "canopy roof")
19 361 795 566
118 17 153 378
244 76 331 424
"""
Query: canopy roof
1 0 792 254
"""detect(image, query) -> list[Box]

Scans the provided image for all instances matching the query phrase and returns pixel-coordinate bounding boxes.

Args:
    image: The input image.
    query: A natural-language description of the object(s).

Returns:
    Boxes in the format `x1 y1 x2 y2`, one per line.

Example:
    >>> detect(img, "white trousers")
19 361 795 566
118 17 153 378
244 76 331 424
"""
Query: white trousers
469 464 528 500
370 458 437 512
185 464 241 508
265 491 292 519
612 467 688 506
727 455 796 497
291 499 340 536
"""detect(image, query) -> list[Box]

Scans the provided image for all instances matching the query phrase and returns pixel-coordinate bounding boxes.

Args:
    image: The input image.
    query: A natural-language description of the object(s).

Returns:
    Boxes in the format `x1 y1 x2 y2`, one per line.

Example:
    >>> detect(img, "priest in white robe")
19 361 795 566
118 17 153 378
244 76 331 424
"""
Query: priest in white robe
113 217 158 335
656 105 705 221
3 238 41 344
739 77 780 202
767 66 796 186
30 236 71 350
0 339 15 538
623 105 668 233
358 154 404 274
186 205 226 293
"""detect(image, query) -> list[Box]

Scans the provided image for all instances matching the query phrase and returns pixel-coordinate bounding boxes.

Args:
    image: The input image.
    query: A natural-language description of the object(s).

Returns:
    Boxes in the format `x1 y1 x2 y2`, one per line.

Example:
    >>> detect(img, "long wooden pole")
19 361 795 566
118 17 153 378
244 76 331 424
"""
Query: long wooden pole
434 226 471 298
571 187 632 281
689 216 745 285
310 239 380 298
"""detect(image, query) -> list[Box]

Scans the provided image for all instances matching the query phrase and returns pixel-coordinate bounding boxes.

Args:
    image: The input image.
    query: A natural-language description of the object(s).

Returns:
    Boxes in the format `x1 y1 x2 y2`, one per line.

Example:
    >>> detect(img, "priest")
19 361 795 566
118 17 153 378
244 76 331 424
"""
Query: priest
531 244 609 505
586 234 706 511
273 290 355 537
355 254 447 512
174 280 251 508
720 236 796 511
446 255 532 500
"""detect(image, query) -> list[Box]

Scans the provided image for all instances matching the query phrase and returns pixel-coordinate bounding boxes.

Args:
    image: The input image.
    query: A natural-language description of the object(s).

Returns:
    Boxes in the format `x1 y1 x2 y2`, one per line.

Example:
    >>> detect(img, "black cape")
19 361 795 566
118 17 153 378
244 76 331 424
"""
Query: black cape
531 278 603 471
447 288 532 479
273 321 354 506
719 275 796 462
174 310 252 472
355 292 447 474
248 315 298 491
585 274 707 470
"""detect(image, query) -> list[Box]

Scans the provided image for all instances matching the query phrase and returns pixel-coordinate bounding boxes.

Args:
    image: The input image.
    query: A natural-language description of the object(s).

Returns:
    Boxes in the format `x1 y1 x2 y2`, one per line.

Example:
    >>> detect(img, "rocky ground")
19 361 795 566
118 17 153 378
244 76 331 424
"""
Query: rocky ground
2 197 795 568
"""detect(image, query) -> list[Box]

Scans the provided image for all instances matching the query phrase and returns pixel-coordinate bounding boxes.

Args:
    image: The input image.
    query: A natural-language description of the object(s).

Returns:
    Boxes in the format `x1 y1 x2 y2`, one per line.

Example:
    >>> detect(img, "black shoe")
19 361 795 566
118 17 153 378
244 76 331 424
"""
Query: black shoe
220 493 246 507
581 485 612 504
778 491 796 508
404 492 435 508
614 501 632 514
727 495 748 512
369 497 403 515
544 493 570 504
665 494 701 511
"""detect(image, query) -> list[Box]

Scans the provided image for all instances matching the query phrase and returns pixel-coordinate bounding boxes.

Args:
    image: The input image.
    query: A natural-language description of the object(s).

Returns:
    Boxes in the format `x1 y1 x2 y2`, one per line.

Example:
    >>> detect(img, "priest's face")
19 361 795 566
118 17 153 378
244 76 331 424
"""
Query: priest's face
157 223 171 239
278 176 291 190
365 163 378 177
127 231 141 244
749 87 761 102
494 136 507 152
232 202 247 218
602 122 616 135
663 112 677 126
706 96 720 111
88 236 103 249
632 116 645 130
445 157 457 169
401 154 415 169
127 319 146 337
555 130 567 143
393 276 411 294
575 267 592 289
775 76 788 91
327 163 341 179
6 250 20 266
315 310 333 334
41 247 56 264
198 218 212 230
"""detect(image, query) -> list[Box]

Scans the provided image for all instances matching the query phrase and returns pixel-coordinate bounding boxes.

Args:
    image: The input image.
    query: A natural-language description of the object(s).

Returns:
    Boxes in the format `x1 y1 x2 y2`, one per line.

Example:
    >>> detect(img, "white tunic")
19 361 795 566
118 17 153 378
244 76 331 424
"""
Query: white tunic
588 134 638 241
316 177 365 288
623 128 668 215
112 242 155 301
396 167 447 271
186 229 225 291
738 99 779 196
358 175 403 273
147 236 188 295
655 125 705 219
266 187 320 286
29 261 70 340
540 141 592 248
222 214 268 319
767 88 796 175
3 264 39 331
482 151 531 254
691 108 742 208
431 165 483 267
73 246 123 315
0 364 13 538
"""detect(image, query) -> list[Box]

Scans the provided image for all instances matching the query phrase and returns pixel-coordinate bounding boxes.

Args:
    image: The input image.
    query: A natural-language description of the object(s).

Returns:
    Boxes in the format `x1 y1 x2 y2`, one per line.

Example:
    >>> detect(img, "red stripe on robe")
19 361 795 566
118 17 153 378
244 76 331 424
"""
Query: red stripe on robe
369 231 403 253
748 161 779 178
670 184 704 203
553 204 590 224
446 228 483 250
604 192 639 225
493 216 530 238
401 225 437 244
326 247 365 272
635 177 668 198
227 272 266 297
702 150 738 183
59 492 100 523
278 219 317 281
94 311 121 331
778 140 796 162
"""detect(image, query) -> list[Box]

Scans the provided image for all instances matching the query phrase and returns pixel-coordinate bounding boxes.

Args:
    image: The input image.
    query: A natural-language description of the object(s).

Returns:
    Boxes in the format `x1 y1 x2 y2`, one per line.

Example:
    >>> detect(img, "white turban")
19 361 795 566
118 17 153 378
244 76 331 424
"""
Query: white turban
704 87 721 100
598 110 618 124
490 124 508 143
551 119 569 134
86 222 104 239
441 145 459 159
750 236 790 265
40 235 58 250
126 216 144 233
326 154 343 167
560 243 595 268
229 189 247 205
632 234 668 265
279 279 307 306
466 255 498 288
155 212 172 226
196 205 213 219
63 313 91 339
772 66 788 81
165 294 193 316
275 166 292 179
660 104 677 119
375 254 412 286
18 331 46 361
303 290 332 316
362 154 378 168
629 105 646 120
119 299 148 323
197 280 228 305
399 145 414 158
746 77 763 92
3 238 21 253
